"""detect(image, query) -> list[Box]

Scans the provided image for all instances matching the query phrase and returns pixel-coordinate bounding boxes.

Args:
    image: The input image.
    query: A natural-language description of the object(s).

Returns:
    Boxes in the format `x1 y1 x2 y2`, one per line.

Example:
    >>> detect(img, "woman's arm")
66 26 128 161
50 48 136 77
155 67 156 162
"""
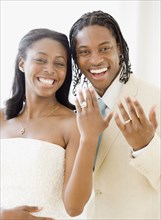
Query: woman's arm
63 88 113 216
0 206 54 220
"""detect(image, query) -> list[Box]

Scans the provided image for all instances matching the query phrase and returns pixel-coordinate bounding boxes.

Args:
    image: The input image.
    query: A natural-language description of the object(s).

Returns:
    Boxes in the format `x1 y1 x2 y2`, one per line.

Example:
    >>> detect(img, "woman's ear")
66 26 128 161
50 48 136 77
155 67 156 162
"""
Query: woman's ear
117 43 121 55
18 57 25 72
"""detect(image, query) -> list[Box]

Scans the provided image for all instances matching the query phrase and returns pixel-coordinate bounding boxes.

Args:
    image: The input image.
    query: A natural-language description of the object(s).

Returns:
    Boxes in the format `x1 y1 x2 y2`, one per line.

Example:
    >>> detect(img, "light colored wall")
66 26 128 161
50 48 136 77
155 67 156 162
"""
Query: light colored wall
1 1 160 108
0 1 160 218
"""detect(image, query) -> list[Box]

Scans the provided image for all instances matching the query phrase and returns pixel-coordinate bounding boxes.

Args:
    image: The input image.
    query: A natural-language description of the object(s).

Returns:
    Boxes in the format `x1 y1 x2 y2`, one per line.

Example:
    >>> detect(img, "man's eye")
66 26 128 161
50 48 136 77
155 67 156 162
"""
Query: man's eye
78 50 90 56
100 47 111 52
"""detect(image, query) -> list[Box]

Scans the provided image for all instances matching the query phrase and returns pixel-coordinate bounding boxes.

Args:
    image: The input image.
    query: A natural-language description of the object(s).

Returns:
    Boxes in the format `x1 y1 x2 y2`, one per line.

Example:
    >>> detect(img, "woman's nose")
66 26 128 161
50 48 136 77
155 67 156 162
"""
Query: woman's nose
43 63 55 74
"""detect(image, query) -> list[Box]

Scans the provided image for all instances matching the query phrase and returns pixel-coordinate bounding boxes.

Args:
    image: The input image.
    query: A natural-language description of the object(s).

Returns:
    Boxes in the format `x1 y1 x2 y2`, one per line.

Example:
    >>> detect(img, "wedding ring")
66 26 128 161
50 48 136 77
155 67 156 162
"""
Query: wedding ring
124 119 131 125
80 101 87 108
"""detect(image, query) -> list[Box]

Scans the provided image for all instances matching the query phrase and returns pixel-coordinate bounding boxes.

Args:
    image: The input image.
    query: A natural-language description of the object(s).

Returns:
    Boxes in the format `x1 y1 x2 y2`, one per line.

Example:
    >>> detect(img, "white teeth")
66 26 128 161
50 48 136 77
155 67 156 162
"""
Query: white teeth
90 67 108 74
39 78 54 85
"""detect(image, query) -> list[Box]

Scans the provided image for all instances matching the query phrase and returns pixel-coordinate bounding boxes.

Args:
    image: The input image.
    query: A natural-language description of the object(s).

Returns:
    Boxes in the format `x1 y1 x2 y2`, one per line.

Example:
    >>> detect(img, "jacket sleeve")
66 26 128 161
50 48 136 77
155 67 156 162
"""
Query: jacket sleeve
129 133 160 191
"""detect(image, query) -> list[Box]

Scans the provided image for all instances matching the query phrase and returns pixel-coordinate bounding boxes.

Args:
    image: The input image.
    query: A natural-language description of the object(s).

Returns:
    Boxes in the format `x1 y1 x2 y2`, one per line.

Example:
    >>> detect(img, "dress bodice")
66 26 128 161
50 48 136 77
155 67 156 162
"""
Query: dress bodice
1 138 70 219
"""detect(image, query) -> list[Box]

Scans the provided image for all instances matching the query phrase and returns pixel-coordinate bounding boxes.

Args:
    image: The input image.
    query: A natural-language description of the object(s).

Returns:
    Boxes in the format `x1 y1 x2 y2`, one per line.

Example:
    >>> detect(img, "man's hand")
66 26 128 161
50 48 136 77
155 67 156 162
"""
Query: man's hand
114 96 158 151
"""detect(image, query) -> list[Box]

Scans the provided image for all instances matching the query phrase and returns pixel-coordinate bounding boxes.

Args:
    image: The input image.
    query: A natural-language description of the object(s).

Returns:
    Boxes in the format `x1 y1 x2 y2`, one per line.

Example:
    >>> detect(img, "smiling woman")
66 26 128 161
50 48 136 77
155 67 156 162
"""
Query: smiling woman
3 29 74 119
0 28 75 219
0 28 113 219
19 38 68 97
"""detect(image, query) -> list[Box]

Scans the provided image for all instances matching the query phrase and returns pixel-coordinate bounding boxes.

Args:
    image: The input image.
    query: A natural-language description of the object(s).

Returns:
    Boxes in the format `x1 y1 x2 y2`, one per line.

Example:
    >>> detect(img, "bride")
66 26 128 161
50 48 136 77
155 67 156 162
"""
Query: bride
0 28 113 219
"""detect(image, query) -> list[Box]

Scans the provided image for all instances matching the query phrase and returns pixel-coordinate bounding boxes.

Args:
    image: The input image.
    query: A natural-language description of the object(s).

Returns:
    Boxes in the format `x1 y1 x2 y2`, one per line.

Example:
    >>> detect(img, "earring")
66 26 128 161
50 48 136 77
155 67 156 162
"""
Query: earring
20 67 24 72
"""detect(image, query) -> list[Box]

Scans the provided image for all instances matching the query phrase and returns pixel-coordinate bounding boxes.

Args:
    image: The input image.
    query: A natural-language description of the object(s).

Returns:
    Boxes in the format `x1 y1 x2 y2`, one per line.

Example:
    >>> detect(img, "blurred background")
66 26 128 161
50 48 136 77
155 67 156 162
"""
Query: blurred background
1 0 160 108
0 0 160 218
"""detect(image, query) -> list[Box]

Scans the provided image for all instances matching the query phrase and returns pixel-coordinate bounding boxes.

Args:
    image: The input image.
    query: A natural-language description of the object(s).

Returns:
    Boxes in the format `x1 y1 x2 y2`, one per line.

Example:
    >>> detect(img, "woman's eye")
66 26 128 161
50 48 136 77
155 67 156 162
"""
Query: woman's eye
34 58 46 63
55 62 65 67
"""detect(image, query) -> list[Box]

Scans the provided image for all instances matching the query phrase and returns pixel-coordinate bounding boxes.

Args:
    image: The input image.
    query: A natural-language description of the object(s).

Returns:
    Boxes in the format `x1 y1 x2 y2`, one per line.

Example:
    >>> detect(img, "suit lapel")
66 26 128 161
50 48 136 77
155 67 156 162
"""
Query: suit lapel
94 75 139 172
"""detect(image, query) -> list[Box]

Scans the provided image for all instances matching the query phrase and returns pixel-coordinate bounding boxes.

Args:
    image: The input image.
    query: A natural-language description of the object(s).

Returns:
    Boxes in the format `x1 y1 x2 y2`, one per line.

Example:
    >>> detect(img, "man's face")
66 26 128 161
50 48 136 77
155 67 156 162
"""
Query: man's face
76 25 121 96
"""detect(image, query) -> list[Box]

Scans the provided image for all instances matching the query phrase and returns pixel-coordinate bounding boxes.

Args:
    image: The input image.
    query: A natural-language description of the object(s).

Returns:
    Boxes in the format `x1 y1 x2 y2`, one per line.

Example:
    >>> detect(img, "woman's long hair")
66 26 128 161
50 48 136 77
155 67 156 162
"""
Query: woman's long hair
69 10 132 95
5 28 75 120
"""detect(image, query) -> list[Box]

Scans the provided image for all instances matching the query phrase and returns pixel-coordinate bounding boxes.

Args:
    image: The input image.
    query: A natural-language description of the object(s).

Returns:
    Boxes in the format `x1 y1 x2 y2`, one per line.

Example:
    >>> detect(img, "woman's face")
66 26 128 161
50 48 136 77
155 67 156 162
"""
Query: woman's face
19 38 67 99
76 25 121 96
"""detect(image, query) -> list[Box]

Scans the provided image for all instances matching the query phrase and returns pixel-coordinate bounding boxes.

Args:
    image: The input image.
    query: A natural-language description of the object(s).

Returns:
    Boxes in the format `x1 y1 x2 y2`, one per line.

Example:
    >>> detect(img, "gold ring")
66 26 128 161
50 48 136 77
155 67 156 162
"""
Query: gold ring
124 119 131 125
81 101 87 108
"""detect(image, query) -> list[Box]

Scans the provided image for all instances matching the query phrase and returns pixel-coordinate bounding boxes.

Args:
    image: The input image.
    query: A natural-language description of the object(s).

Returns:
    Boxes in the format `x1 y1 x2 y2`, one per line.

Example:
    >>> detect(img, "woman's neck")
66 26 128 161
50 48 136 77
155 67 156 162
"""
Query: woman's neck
20 99 60 120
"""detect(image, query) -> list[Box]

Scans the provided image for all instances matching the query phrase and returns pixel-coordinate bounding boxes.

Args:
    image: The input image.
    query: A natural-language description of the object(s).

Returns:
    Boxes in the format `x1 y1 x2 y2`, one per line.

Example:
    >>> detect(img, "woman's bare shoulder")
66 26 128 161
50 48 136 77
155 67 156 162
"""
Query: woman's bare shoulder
59 104 76 119
0 108 6 126
57 105 77 129
0 108 5 119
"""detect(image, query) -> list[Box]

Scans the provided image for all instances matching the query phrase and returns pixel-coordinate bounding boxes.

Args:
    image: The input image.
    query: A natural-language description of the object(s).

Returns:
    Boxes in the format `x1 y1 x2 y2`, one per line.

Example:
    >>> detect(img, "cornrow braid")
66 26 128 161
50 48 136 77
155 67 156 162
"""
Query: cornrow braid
69 10 132 95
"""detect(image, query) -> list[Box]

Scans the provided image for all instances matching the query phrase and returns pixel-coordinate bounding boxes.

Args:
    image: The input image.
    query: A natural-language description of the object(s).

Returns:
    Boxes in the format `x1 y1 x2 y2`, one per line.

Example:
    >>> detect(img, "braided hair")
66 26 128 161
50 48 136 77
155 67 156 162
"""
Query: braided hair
69 10 132 95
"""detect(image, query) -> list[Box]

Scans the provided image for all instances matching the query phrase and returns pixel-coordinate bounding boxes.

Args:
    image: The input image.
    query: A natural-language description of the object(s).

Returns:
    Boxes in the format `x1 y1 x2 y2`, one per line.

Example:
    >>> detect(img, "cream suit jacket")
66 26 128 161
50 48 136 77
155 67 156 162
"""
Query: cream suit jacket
86 75 160 219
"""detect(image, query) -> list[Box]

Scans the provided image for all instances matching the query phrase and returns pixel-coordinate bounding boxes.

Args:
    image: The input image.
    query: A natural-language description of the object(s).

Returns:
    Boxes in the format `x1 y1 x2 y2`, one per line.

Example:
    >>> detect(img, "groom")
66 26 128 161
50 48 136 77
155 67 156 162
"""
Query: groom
69 10 160 219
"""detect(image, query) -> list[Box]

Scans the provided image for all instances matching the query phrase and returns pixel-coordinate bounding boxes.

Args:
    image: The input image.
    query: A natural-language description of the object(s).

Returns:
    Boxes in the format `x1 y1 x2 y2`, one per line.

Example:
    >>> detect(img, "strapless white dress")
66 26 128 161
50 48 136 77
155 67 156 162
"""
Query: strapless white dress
1 138 71 219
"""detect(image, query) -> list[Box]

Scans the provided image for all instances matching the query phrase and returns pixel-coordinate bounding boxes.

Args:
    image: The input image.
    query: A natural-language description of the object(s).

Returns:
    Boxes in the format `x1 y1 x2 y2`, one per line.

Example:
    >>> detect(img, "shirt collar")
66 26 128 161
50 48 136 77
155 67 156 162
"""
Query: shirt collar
95 72 122 109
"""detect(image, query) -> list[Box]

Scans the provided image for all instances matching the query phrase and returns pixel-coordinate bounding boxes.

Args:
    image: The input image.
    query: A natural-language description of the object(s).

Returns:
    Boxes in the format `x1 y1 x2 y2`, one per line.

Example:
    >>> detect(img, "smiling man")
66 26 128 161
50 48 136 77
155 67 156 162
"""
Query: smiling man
69 10 160 220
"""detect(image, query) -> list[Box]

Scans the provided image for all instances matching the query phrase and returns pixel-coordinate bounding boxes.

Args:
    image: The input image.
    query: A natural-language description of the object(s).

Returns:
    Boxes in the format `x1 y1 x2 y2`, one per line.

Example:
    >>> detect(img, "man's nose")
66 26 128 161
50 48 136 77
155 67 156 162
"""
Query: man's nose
89 52 104 65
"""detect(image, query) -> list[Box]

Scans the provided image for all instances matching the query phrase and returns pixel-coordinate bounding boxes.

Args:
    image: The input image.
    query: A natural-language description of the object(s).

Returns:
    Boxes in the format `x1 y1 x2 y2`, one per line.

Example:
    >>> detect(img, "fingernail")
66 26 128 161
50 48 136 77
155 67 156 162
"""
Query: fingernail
38 206 43 210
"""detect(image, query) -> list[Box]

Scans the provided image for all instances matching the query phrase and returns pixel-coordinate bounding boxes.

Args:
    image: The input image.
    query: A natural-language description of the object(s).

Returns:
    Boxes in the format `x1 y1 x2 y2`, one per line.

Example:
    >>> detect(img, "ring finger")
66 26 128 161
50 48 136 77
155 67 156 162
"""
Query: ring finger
77 89 88 110
118 101 131 124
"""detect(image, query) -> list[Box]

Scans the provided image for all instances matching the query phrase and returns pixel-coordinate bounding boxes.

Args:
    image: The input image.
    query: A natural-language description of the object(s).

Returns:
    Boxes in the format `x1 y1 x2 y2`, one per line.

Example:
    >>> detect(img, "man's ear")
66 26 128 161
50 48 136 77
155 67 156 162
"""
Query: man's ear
18 57 25 72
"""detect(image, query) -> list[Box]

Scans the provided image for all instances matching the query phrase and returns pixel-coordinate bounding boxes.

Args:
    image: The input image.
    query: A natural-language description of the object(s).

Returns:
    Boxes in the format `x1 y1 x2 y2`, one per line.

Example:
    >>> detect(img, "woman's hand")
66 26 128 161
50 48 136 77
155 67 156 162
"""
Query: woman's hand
114 96 158 151
0 206 55 220
75 87 113 139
